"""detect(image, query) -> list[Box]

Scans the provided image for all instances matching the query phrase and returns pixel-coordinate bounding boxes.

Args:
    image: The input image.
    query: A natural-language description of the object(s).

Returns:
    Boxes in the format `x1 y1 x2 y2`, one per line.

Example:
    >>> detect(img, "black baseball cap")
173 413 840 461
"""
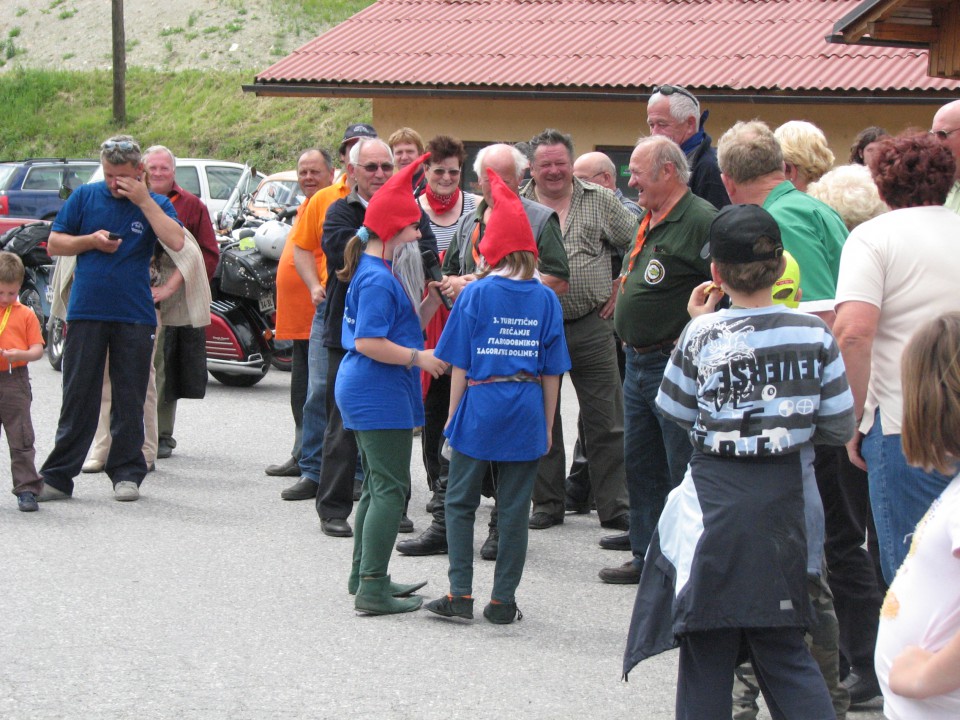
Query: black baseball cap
338 123 377 155
709 204 783 264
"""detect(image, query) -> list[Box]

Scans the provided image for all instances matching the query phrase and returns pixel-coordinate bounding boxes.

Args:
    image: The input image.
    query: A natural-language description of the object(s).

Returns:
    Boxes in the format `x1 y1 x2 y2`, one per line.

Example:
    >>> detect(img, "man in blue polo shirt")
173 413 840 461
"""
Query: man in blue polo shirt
38 135 183 503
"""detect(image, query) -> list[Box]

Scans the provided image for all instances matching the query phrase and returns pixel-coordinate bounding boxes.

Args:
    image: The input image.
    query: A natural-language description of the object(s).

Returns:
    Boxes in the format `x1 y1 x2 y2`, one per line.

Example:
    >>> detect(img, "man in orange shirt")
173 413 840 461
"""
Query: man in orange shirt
279 124 376 501
266 148 335 479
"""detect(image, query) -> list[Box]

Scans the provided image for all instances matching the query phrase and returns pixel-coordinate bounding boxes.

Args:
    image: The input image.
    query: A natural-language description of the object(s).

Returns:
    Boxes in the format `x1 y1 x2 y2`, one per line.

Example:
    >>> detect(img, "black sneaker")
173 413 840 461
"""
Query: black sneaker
17 492 38 512
480 528 498 561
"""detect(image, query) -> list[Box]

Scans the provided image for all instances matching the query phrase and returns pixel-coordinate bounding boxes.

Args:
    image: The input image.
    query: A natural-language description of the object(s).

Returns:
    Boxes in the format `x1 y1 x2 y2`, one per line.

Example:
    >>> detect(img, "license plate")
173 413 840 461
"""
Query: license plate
258 295 275 314
45 286 54 303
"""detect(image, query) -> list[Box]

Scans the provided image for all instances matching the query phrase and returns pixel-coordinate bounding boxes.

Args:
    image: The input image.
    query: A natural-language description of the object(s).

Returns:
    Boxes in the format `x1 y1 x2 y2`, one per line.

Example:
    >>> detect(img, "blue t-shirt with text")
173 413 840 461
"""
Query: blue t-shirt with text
435 275 570 462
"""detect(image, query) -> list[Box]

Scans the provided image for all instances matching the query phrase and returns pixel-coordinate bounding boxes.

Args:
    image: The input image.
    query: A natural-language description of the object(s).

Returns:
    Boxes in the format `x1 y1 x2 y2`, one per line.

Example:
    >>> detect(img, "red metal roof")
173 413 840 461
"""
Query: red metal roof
254 0 960 94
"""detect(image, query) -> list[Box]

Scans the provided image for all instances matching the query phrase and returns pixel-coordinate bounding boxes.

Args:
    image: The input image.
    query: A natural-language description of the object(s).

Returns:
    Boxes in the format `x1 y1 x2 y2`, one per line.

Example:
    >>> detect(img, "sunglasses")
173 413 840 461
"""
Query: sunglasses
358 162 394 173
430 167 461 178
101 139 139 152
931 127 960 141
651 84 698 104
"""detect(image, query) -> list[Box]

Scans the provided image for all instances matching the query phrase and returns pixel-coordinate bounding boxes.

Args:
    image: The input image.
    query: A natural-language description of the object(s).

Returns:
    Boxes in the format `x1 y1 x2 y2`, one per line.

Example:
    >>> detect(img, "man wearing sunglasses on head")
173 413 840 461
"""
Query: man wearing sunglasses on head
38 135 183 504
647 84 730 211
932 99 960 214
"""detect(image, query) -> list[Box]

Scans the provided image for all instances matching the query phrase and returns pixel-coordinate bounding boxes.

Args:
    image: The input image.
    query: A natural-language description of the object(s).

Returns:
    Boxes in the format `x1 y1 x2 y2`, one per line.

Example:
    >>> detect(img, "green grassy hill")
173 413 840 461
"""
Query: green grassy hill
0 0 374 171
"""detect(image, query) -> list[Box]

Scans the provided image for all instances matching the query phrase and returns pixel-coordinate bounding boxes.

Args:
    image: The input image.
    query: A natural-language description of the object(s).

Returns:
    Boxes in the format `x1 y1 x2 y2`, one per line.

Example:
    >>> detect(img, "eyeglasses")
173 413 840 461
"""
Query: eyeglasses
931 127 960 141
430 167 461 178
101 139 140 152
651 84 698 104
577 171 606 182
358 162 394 173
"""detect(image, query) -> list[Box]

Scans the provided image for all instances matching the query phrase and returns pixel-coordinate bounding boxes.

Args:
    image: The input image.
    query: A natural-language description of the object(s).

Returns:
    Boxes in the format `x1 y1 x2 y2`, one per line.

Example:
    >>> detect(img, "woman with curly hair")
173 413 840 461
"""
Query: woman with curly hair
834 131 960 585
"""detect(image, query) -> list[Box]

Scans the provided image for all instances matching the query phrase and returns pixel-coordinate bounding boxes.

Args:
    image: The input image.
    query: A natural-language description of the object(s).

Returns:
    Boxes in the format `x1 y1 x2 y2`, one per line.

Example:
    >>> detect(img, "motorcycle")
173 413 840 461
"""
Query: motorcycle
207 165 297 386
0 222 59 366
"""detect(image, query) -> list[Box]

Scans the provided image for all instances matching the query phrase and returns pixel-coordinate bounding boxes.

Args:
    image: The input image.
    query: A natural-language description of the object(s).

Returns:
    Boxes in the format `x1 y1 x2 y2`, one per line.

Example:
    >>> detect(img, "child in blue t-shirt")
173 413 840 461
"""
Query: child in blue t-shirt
335 154 447 616
426 168 571 625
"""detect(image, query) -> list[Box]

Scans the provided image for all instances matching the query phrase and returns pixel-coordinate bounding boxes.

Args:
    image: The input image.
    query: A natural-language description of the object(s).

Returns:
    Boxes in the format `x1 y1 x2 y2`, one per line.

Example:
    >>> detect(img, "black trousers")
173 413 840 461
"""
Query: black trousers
315 347 358 520
815 444 885 674
41 320 154 492
289 339 309 461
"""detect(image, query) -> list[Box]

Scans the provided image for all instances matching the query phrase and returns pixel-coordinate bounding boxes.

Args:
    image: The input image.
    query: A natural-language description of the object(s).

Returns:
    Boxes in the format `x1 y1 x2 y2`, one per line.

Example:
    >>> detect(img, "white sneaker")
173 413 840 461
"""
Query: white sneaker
81 459 105 473
114 481 140 502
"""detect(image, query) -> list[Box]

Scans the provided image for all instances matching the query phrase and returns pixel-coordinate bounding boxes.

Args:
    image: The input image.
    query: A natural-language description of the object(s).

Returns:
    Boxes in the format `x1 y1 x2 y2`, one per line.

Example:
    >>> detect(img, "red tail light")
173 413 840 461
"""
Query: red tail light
0 196 8 216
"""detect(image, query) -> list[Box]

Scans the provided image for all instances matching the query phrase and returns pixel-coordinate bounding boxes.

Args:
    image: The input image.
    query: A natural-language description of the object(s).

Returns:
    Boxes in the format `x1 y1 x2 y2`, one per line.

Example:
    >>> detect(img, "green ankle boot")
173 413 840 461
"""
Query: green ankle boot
355 575 423 615
348 573 427 597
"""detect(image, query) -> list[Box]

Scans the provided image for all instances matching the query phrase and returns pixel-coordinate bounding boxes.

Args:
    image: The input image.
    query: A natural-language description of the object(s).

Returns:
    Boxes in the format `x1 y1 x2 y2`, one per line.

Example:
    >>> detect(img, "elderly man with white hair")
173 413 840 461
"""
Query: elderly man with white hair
646 84 730 210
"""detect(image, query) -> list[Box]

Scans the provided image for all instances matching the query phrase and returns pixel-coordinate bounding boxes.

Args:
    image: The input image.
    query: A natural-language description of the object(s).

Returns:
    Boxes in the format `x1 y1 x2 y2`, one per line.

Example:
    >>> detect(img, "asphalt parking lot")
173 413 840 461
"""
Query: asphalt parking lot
0 362 885 720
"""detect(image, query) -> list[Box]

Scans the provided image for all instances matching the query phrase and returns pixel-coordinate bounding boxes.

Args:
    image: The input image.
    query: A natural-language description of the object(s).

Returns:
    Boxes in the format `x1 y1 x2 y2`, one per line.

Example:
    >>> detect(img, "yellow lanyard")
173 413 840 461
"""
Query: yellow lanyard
0 304 13 372
0 304 13 337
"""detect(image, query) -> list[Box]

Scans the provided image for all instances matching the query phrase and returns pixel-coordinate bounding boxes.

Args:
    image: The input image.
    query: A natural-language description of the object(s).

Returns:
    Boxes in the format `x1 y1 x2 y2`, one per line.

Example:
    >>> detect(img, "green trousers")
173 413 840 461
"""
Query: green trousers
352 429 412 580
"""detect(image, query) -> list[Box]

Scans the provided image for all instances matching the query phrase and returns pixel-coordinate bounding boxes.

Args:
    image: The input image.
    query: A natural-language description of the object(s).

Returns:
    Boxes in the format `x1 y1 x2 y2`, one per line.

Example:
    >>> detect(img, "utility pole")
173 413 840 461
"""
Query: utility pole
112 0 126 125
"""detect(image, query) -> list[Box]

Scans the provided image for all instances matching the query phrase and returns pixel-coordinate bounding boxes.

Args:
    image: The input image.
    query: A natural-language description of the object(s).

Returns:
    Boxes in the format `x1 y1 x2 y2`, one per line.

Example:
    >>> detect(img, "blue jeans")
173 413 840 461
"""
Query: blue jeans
861 410 952 584
446 449 537 602
298 302 328 483
624 349 693 567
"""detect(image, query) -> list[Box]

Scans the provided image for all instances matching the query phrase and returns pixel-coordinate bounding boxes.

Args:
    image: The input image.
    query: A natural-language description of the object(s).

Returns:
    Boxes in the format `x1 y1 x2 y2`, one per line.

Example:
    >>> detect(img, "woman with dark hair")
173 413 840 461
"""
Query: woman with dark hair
849 126 890 166
834 132 960 585
417 135 479 253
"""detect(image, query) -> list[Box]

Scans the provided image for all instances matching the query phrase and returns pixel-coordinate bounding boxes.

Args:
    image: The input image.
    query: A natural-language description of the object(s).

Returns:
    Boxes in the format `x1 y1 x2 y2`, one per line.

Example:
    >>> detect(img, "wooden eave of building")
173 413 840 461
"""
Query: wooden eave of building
829 0 960 77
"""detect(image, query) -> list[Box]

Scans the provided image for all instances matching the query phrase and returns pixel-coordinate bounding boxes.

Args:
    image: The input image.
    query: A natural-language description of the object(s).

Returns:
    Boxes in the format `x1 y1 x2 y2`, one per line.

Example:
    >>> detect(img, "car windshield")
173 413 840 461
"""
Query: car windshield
252 180 303 208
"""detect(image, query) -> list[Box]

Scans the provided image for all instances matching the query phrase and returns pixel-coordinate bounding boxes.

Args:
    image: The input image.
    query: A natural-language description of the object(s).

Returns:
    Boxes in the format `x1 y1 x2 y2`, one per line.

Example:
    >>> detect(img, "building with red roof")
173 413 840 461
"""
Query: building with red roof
247 0 960 188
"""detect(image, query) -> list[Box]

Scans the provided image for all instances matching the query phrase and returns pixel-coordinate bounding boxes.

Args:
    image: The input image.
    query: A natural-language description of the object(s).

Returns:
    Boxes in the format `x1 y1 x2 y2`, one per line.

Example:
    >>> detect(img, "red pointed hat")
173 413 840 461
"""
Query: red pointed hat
363 152 430 243
478 168 538 267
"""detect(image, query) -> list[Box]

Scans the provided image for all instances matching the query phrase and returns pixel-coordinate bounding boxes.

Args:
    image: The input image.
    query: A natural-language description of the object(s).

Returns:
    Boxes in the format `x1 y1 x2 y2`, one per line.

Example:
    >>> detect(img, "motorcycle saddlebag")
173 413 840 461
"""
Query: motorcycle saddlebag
0 222 53 267
218 247 277 300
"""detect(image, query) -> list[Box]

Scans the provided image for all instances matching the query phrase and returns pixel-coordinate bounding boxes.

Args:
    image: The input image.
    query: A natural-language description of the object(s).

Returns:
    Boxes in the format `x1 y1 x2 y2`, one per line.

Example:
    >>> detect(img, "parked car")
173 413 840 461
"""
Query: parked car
0 158 99 221
86 158 264 219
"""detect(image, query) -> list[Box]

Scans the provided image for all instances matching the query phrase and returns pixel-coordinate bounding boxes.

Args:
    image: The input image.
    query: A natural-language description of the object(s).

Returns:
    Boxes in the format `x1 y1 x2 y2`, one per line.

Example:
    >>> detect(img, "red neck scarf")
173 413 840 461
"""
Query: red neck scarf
424 184 461 215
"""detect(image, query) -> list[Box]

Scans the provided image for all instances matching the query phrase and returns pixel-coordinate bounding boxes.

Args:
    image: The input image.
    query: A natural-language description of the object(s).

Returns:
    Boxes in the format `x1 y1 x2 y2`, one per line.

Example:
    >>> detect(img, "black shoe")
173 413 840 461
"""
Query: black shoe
280 478 318 501
841 668 881 706
396 526 448 556
426 490 442 514
600 514 630 531
483 601 522 624
17 492 38 512
528 511 563 530
480 527 498 561
157 437 176 459
564 495 590 514
599 532 631 551
398 514 414 534
598 561 642 584
425 594 474 620
265 457 301 477
320 517 353 537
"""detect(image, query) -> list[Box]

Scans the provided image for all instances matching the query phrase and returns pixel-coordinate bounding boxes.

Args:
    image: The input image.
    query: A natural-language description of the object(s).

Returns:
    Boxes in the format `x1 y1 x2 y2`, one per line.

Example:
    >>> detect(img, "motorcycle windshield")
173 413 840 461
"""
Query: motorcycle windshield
217 164 256 235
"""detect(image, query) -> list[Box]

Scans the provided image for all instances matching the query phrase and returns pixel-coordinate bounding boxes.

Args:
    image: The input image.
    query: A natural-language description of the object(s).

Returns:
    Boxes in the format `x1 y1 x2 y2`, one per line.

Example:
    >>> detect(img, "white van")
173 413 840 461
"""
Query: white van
86 158 264 218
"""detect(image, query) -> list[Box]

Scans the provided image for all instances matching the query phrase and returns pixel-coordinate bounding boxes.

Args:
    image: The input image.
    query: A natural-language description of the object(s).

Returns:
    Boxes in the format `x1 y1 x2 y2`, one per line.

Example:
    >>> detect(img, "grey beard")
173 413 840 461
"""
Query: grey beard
392 240 425 310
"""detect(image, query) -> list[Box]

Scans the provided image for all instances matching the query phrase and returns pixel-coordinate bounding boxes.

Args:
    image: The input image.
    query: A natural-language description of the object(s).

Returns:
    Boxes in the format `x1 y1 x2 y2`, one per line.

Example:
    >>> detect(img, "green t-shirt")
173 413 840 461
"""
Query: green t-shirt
763 181 848 307
614 191 715 348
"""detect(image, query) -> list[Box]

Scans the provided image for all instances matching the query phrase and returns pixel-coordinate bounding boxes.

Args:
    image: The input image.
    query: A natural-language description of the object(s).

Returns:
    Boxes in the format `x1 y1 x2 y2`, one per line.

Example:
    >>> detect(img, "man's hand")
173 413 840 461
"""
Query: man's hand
310 284 326 305
440 274 474 301
846 431 867 471
92 230 122 254
114 173 151 207
599 277 621 319
688 281 722 318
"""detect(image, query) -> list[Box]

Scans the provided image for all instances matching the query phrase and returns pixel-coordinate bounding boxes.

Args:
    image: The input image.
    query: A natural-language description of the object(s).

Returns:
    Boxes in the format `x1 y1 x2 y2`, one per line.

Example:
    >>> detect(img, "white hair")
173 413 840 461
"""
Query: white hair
348 137 393 165
648 90 700 125
473 143 529 180
143 145 177 165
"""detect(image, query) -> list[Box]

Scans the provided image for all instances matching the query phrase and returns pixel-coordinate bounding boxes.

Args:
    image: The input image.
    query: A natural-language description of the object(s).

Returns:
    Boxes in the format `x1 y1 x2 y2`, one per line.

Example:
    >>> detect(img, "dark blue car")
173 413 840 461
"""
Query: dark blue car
0 158 98 220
